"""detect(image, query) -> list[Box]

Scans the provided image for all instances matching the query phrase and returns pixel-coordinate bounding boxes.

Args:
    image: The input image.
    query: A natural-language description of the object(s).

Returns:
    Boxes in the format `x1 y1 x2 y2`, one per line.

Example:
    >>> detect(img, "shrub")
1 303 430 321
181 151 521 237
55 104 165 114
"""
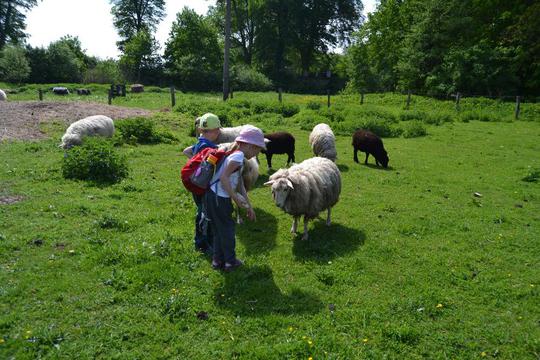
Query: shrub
306 100 322 110
291 110 327 131
62 138 129 183
459 111 502 123
231 65 273 91
252 101 299 117
116 117 176 144
402 121 428 138
399 110 427 122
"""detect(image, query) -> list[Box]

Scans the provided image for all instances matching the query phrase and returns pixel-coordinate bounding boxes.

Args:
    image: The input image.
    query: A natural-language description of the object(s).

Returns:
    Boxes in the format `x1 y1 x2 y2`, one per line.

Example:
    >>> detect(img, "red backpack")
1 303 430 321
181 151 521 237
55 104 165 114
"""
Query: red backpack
181 147 238 195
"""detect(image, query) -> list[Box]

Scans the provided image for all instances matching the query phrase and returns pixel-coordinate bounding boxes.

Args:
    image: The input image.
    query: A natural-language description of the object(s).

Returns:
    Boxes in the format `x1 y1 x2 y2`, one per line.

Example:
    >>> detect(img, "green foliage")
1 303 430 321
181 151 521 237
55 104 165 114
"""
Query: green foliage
84 59 124 84
164 8 222 92
110 0 165 46
401 120 428 138
346 0 540 96
115 117 176 144
0 45 30 83
306 100 322 110
231 64 273 92
119 29 161 83
522 168 540 183
0 0 39 48
61 138 129 183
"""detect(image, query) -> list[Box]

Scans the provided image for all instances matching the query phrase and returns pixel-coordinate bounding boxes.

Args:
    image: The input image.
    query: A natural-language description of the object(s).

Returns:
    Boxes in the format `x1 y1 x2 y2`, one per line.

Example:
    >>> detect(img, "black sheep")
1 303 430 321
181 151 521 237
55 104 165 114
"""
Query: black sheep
261 131 295 169
352 129 389 168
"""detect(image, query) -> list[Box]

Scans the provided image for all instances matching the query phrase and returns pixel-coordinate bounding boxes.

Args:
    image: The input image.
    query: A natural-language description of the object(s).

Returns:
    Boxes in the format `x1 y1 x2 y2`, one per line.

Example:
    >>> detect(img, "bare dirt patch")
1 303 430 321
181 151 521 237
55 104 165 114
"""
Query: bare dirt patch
0 101 153 141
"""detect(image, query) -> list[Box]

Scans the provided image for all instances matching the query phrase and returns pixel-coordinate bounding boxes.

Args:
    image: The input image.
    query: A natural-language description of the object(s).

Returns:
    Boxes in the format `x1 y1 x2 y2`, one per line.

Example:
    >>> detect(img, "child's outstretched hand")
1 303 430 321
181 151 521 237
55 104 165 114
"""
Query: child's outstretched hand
246 207 256 221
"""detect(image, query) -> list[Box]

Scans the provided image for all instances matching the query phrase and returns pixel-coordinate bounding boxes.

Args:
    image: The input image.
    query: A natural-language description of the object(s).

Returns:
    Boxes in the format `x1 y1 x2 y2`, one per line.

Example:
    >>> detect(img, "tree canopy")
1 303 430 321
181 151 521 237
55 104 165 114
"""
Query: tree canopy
0 0 40 49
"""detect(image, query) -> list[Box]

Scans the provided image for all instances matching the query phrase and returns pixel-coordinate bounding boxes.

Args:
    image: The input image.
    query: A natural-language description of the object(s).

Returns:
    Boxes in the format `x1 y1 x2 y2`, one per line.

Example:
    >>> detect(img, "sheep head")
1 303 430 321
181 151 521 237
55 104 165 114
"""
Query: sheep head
264 177 294 208
59 134 82 149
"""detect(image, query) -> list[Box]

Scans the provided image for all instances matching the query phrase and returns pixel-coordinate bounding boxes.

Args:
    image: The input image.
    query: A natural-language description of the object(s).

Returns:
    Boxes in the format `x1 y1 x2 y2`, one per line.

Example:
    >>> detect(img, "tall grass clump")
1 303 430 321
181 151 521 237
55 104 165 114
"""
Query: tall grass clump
62 138 129 183
401 120 428 138
115 117 176 144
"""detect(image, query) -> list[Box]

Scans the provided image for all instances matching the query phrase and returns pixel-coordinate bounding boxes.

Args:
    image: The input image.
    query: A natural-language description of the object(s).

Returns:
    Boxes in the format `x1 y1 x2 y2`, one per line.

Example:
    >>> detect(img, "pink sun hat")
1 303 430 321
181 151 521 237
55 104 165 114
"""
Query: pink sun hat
236 125 266 150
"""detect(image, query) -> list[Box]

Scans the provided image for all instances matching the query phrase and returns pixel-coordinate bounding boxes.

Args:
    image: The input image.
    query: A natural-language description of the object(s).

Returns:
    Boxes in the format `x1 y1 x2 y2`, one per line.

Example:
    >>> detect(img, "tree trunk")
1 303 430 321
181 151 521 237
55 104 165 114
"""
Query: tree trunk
223 0 232 101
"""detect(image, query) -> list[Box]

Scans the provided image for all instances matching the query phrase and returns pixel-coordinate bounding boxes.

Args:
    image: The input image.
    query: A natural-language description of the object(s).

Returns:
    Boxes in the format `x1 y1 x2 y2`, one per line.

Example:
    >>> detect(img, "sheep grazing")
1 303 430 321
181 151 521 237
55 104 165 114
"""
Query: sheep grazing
60 115 115 149
309 123 337 162
264 157 341 240
52 87 69 95
261 131 295 169
0 89 7 101
218 142 260 223
352 129 389 168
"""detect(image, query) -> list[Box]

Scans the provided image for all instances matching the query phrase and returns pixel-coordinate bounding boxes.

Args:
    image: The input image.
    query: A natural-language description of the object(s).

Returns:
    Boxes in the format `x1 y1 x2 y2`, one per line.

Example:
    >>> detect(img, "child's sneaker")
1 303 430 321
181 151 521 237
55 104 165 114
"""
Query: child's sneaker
223 259 244 272
211 257 223 270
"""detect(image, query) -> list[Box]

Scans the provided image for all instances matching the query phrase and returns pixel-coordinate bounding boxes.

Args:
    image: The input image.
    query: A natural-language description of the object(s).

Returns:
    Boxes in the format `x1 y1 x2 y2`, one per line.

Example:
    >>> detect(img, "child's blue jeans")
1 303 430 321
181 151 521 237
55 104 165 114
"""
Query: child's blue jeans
193 194 213 253
204 191 236 263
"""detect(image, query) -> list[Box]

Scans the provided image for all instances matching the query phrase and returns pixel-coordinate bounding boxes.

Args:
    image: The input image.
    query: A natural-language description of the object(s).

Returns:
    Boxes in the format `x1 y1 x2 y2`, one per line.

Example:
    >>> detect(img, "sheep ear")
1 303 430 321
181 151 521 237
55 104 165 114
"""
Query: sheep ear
264 138 271 144
286 179 294 190
263 180 275 186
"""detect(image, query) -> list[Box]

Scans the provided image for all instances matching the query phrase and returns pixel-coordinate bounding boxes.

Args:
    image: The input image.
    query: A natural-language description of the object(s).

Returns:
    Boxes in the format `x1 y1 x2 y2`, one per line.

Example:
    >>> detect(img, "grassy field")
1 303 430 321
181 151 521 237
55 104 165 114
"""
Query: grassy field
1 90 539 359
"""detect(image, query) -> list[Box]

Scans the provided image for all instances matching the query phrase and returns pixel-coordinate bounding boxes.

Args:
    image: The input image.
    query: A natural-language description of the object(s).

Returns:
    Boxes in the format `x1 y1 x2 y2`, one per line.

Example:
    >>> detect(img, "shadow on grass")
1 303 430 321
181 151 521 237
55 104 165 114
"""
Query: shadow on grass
292 222 365 263
337 164 349 172
214 265 323 316
236 207 277 255
355 162 394 171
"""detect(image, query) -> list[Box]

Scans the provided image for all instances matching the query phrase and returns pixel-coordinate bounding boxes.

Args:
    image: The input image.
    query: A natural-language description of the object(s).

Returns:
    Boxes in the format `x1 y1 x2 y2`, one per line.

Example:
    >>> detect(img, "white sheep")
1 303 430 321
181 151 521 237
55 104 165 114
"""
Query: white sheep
215 125 252 144
218 142 260 223
60 115 115 149
0 89 7 101
264 157 341 240
309 123 337 161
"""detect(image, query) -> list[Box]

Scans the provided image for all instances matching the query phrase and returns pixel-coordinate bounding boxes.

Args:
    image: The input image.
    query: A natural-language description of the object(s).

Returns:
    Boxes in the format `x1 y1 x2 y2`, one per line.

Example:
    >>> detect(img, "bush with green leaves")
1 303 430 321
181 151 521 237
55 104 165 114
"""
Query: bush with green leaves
115 117 176 144
306 100 322 110
231 64 273 91
402 121 428 138
62 138 129 183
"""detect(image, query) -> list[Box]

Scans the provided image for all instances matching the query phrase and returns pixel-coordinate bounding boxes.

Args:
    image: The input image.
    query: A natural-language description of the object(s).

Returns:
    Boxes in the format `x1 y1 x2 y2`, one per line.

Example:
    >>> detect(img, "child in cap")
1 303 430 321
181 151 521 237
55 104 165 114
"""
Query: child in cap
204 125 265 272
182 113 221 254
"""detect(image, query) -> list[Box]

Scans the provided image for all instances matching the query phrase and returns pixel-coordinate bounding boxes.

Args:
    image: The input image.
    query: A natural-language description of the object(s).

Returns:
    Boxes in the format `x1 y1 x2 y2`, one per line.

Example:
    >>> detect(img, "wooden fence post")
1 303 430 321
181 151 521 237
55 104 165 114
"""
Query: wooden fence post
360 92 364 105
455 92 461 112
327 89 331 108
108 89 112 105
278 88 282 103
170 86 176 108
515 96 521 119
38 89 43 101
406 90 411 109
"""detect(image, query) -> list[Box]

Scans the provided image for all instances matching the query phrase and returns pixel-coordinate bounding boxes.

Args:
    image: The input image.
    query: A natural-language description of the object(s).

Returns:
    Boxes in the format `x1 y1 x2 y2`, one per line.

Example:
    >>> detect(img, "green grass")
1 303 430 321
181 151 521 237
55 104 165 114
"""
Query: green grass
1 90 540 359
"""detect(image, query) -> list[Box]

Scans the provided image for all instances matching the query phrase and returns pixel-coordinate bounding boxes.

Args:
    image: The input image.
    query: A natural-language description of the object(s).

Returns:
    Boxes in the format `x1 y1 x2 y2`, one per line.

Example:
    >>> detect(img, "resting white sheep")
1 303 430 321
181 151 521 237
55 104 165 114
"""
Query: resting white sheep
0 89 7 101
218 142 260 223
264 157 341 240
60 115 115 149
309 123 337 161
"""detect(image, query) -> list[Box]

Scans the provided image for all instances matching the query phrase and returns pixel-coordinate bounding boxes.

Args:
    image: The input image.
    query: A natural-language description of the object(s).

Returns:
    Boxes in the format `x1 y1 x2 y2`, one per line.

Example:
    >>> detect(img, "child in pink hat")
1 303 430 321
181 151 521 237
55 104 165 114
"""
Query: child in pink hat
204 125 265 272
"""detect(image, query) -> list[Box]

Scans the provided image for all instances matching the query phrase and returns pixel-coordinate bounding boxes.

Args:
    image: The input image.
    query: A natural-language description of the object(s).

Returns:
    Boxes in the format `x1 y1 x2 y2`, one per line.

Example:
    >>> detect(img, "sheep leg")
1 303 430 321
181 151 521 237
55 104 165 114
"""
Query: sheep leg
302 217 309 240
291 216 298 233
364 152 369 165
288 152 295 166
266 153 272 169
353 148 359 163
326 208 331 226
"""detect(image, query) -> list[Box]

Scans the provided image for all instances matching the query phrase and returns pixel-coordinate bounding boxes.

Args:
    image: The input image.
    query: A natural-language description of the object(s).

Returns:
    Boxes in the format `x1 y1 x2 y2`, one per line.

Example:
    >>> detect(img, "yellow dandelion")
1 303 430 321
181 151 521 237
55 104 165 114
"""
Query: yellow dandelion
530 284 535 288
481 351 487 357
24 330 32 339
436 303 443 309
0 338 5 344
308 339 313 346
302 335 307 340
363 338 369 343
288 326 294 332
518 316 523 320
308 357 313 360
